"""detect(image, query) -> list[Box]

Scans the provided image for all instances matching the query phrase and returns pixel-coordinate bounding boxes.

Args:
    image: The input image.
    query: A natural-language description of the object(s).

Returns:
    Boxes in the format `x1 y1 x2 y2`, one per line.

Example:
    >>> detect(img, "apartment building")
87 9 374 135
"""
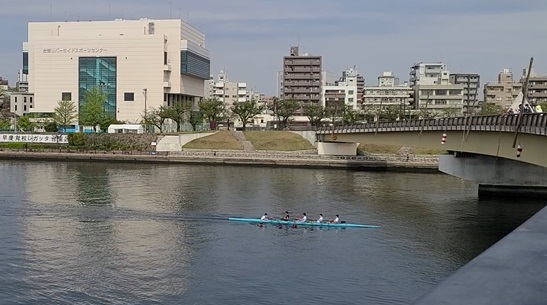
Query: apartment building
281 46 322 114
483 69 523 108
449 73 480 114
204 70 247 107
363 72 412 111
321 68 364 110
24 18 210 123
410 62 464 114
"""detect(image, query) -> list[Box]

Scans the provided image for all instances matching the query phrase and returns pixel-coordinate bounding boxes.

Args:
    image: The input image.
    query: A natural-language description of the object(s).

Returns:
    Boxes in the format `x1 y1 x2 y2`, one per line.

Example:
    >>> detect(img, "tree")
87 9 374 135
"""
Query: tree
325 103 343 126
165 101 191 132
276 99 299 129
17 115 35 132
142 106 168 133
53 100 77 132
199 98 224 130
303 104 325 128
441 107 461 118
79 86 107 132
230 100 263 131
342 105 360 125
379 105 401 122
479 103 504 115
44 121 58 132
188 110 204 131
0 117 10 130
99 114 117 132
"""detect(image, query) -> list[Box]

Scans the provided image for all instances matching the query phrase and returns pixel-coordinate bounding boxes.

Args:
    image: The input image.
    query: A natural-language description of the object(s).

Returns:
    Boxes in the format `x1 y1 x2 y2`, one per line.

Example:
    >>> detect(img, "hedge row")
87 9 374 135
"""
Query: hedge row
67 133 160 151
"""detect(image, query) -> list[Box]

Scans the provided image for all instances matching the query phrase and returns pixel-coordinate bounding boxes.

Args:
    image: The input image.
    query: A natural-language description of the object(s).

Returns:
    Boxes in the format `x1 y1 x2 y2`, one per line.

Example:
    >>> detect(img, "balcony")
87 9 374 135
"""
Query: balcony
163 81 171 88
163 64 171 71
238 90 247 95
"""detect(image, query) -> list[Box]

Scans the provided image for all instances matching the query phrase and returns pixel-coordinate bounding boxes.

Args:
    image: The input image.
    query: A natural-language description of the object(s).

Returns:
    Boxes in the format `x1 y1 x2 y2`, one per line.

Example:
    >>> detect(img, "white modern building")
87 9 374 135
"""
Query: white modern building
363 72 412 110
204 70 247 107
321 68 364 110
24 18 210 123
410 62 464 115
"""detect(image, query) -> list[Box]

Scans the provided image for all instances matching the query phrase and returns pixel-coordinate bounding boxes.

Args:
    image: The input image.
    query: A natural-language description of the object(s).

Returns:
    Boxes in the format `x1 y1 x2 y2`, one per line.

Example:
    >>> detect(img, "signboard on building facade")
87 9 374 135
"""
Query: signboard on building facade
42 48 108 54
0 134 69 144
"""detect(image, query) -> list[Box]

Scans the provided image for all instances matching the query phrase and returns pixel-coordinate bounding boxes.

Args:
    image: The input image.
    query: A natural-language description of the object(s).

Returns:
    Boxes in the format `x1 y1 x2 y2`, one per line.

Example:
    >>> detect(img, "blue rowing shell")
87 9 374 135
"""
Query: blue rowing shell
228 217 380 229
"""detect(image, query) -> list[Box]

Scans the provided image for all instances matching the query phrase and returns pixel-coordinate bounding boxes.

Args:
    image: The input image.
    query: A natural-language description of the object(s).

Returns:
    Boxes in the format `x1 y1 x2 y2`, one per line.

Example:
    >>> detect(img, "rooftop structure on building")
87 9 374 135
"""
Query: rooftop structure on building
322 67 364 110
281 46 322 114
0 77 8 90
23 18 210 124
483 69 523 108
17 70 29 92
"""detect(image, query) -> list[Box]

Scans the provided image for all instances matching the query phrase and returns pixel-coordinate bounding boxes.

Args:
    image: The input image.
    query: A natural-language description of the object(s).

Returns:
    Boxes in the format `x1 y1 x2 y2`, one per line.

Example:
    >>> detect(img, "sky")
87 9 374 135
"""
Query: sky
1 0 547 96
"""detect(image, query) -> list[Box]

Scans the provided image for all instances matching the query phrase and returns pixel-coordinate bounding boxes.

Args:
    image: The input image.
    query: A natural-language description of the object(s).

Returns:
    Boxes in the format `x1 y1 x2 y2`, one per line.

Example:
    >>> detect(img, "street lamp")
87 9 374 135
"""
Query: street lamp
143 88 148 132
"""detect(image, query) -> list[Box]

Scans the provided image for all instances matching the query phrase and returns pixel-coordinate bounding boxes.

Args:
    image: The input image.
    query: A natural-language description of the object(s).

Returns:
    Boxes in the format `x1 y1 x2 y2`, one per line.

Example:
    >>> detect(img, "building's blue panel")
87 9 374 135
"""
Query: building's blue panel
78 57 117 120
181 50 210 80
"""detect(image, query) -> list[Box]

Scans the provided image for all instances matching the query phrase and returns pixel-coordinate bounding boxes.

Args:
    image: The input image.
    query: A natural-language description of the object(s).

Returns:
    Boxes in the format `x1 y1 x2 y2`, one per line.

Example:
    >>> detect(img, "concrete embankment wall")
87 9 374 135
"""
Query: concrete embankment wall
0 151 439 172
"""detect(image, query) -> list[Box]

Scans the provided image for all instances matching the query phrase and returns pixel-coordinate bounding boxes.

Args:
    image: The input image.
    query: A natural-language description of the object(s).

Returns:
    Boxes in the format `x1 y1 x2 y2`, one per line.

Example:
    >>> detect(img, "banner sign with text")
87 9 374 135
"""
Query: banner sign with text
0 134 69 144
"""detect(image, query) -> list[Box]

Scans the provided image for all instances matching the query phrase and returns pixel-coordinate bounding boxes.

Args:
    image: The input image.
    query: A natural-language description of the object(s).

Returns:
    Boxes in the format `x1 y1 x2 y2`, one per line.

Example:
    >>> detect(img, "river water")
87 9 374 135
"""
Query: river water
0 161 544 305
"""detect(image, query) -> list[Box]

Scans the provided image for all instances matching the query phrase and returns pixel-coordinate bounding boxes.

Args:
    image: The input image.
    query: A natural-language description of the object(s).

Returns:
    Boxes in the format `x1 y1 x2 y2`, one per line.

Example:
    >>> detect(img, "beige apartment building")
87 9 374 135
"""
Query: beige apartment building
281 46 322 114
24 18 210 124
321 68 364 110
483 69 522 108
449 73 480 114
204 70 247 108
363 72 412 112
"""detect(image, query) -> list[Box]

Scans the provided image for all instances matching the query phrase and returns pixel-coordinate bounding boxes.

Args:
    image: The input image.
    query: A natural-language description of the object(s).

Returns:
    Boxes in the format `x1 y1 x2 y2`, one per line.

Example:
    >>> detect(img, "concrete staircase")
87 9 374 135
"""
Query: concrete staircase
231 130 255 152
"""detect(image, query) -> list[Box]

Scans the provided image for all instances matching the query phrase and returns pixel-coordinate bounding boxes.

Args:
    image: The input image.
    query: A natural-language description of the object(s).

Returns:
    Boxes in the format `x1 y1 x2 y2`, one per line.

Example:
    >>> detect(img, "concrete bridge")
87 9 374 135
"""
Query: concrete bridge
316 113 547 196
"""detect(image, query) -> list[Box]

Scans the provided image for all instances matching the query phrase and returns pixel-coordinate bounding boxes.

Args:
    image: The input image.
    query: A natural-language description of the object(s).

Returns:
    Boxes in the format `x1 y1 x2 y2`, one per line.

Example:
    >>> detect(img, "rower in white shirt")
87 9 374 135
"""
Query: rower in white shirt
316 214 324 223
329 214 339 223
260 213 269 221
297 213 307 222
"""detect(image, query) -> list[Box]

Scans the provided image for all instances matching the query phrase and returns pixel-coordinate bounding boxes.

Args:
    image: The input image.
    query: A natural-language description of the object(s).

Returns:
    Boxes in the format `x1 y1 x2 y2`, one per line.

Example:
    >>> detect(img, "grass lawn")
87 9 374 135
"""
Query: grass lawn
182 131 243 150
244 131 314 151
358 144 445 155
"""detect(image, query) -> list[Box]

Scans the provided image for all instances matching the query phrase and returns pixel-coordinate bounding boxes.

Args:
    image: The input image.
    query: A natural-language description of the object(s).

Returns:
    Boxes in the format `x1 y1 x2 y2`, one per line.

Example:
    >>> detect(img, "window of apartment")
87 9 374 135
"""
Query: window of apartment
62 92 72 101
15 105 18 111
348 98 354 102
124 92 134 101
436 90 447 95
348 90 354 95
24 105 27 111
164 52 168 65
14 97 17 103
24 97 27 103
449 90 462 95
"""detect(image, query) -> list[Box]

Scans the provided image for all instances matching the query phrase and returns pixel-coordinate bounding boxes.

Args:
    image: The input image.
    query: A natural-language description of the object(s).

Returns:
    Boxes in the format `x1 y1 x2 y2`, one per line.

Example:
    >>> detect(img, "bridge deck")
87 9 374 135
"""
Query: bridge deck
316 113 547 136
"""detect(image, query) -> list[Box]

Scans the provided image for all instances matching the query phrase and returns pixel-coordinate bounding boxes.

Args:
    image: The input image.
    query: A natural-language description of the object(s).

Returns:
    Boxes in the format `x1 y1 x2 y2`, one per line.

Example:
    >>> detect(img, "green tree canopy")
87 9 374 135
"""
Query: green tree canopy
479 103 504 115
0 117 11 130
79 86 107 132
276 99 299 129
17 115 35 132
142 106 169 133
230 100 263 131
303 104 325 128
53 100 77 131
165 102 191 132
188 110 204 131
199 98 224 129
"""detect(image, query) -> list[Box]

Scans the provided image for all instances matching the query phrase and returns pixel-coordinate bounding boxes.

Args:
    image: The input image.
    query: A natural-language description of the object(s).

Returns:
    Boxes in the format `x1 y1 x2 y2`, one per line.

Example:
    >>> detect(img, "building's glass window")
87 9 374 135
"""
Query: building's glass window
24 105 27 111
62 92 72 101
24 97 27 103
79 57 117 120
124 93 134 101
348 90 354 95
164 52 168 65
181 50 210 80
23 52 28 75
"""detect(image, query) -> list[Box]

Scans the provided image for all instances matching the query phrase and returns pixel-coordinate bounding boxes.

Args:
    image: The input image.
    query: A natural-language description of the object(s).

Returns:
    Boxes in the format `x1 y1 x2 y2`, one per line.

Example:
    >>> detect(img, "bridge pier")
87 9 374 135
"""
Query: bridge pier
439 153 547 197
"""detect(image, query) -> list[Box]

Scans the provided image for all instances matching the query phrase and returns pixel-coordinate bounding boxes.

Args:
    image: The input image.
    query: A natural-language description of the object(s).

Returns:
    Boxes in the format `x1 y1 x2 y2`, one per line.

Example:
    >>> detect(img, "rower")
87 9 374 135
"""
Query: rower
260 213 269 221
316 214 323 223
283 211 290 220
330 214 339 223
298 213 307 222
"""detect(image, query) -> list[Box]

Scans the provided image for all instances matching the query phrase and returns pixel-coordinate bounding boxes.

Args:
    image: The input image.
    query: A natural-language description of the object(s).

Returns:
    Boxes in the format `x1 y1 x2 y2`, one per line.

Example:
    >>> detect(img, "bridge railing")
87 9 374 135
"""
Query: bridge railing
316 113 547 136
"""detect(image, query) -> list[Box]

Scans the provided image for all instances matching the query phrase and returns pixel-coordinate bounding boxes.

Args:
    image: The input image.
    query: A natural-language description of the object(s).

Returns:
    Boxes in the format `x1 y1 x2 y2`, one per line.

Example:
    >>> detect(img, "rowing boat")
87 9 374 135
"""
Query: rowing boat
228 217 380 229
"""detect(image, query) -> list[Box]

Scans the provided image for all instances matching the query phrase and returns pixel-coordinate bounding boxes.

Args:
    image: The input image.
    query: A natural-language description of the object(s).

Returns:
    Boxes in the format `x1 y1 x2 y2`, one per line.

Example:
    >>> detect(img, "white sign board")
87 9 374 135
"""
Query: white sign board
0 134 69 144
